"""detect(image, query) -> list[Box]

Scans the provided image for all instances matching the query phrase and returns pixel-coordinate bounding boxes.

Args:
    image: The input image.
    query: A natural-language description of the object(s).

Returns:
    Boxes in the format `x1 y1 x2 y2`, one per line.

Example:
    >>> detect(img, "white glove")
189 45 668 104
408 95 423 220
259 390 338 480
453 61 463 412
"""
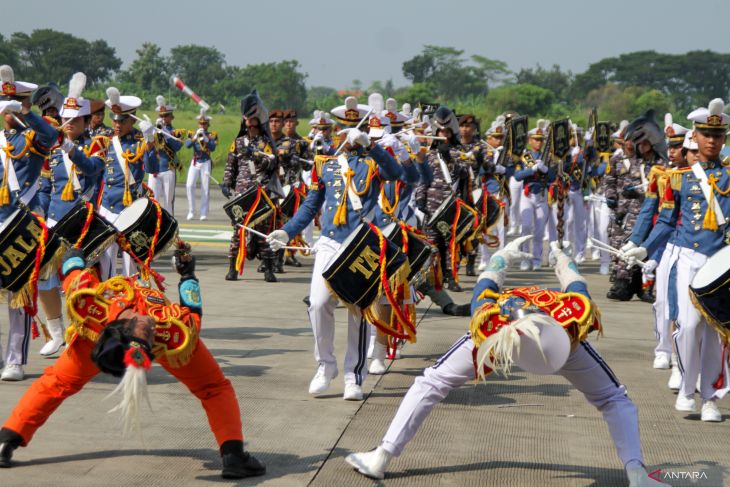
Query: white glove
495 164 506 175
380 134 397 148
266 229 290 251
622 247 647 266
139 120 155 143
195 128 205 137
584 127 594 145
346 129 370 148
403 133 420 154
533 159 548 173
155 117 164 128
642 259 658 275
620 241 637 253
60 139 76 153
0 100 22 114
478 235 533 289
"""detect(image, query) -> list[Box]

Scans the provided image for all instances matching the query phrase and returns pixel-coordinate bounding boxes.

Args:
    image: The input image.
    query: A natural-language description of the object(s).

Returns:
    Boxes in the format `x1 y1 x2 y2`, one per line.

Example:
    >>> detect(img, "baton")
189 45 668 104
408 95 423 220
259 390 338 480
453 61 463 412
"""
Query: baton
170 76 210 112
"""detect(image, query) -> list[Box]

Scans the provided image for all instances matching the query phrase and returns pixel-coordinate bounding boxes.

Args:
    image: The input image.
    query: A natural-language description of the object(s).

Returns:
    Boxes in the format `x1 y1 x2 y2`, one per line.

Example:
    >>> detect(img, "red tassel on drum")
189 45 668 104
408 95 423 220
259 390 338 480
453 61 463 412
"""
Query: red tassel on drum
713 344 728 390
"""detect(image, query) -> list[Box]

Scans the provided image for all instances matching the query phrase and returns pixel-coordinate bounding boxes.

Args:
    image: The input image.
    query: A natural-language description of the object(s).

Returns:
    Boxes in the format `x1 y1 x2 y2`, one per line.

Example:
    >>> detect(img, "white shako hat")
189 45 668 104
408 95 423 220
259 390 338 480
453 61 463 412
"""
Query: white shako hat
155 95 175 115
0 64 37 99
60 72 91 119
105 87 142 121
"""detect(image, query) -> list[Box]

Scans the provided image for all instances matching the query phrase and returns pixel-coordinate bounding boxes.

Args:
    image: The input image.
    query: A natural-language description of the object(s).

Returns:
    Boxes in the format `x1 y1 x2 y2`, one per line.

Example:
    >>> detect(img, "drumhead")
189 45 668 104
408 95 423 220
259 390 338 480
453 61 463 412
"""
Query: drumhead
691 245 730 288
114 198 150 232
472 188 482 202
0 209 22 233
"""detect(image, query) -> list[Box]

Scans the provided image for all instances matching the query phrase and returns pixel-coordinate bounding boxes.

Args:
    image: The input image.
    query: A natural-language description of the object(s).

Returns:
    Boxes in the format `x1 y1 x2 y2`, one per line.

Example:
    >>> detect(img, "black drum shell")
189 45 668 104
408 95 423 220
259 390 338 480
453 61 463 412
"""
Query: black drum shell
690 276 730 332
223 185 275 225
427 195 476 243
0 207 61 292
51 203 116 262
323 224 407 309
114 198 178 262
384 223 433 281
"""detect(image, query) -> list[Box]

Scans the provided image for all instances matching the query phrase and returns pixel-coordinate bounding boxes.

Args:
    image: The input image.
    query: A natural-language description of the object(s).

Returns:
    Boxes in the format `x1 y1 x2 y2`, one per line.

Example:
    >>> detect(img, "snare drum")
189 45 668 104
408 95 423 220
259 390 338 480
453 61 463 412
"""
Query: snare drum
51 202 116 263
383 222 434 282
114 198 178 262
472 188 502 230
280 184 306 222
427 194 477 242
689 245 730 341
322 223 408 309
223 185 276 226
0 207 61 292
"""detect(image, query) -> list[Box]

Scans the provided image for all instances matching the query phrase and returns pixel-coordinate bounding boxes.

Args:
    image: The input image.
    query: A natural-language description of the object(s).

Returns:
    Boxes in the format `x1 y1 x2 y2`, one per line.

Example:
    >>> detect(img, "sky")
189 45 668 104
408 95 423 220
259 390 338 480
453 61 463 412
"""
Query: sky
5 0 729 89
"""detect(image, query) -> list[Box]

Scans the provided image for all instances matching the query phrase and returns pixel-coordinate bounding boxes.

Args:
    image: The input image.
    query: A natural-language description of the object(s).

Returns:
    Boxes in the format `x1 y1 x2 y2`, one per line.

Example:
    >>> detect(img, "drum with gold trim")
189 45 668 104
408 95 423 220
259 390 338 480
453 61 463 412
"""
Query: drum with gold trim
322 223 408 309
383 222 434 283
51 202 116 263
223 185 276 226
427 194 477 243
113 198 178 263
689 245 730 341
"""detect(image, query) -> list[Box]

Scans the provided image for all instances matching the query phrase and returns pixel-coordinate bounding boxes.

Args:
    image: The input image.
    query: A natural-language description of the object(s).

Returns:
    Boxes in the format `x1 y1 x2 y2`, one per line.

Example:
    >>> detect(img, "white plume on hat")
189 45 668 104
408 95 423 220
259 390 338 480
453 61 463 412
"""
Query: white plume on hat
156 95 166 108
67 72 86 99
401 103 412 116
385 98 397 113
313 110 322 119
106 87 120 106
709 98 725 116
368 93 384 113
344 96 358 110
0 65 14 84
495 115 506 125
197 106 211 121
537 119 548 131
412 107 422 121
664 113 673 128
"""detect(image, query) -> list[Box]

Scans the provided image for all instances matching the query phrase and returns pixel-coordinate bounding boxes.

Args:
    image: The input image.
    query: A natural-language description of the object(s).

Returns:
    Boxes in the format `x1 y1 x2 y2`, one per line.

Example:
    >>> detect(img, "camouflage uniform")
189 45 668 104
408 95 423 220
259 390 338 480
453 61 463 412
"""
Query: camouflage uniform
87 123 113 138
276 133 311 185
455 138 488 275
223 134 279 264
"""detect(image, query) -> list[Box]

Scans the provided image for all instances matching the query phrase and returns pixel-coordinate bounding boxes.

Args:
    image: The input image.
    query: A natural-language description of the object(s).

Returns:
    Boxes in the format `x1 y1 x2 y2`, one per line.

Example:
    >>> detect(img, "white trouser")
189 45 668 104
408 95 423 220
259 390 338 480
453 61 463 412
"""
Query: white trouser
4 306 30 366
478 196 506 268
508 176 522 232
674 246 730 400
186 160 211 218
519 192 548 266
566 189 587 255
653 244 675 357
591 197 611 265
302 221 315 247
381 333 643 468
148 170 176 215
97 207 135 279
308 236 370 385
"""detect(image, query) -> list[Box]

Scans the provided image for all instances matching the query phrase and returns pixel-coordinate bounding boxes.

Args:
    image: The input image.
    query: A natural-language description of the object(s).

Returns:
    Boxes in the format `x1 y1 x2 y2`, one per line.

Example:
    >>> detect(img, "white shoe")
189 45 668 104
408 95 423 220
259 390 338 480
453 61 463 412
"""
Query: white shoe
592 249 601 261
343 383 364 401
506 228 518 237
652 353 670 370
701 399 722 422
1 364 24 381
308 366 337 395
186 212 194 221
477 262 487 271
200 215 207 221
39 318 65 356
599 263 610 275
369 341 387 375
668 366 681 391
627 466 671 486
675 394 696 412
519 260 531 271
345 447 392 480
574 252 585 264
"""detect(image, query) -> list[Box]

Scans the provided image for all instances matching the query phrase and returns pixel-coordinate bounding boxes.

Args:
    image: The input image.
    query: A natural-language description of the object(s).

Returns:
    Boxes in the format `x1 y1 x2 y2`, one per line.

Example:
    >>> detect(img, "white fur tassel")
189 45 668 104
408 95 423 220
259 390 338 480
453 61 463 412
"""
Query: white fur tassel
475 314 548 379
106 366 152 438
68 72 86 99
0 65 14 84
708 98 725 116
106 87 120 106
368 93 384 113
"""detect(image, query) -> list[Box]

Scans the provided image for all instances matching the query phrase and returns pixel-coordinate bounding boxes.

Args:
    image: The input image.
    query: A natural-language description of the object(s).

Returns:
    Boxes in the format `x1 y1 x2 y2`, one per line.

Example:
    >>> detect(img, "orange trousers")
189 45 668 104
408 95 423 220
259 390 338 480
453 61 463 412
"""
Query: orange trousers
3 336 243 447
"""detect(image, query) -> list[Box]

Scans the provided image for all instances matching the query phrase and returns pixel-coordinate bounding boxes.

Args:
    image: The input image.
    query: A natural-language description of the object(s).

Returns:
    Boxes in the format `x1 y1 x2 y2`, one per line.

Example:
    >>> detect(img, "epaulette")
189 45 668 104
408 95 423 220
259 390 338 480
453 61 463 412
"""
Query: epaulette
228 140 236 153
173 128 186 138
209 131 219 140
722 155 730 166
667 166 691 192
134 131 144 141
645 165 666 198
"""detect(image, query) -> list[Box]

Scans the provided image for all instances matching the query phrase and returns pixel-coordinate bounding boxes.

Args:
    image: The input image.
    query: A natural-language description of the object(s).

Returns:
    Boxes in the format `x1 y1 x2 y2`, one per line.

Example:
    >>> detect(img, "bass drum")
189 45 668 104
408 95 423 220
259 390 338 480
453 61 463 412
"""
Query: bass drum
223 185 276 226
114 198 178 263
383 222 434 283
689 245 730 342
51 202 116 264
427 194 477 243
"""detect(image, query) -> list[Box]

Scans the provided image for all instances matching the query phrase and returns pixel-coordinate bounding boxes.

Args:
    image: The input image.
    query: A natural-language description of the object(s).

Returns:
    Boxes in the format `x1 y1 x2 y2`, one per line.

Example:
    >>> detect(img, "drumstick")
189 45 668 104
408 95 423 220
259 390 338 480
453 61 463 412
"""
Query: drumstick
589 237 645 268
237 224 316 253
11 114 26 129
334 107 375 156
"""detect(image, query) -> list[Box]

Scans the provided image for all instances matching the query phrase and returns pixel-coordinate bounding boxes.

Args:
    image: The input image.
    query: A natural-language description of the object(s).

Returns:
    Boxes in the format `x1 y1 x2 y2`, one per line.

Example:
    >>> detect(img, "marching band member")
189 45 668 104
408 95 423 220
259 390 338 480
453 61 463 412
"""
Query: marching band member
477 115 508 271
345 237 668 487
87 100 113 138
513 119 555 270
267 98 402 400
36 72 105 358
0 244 266 479
97 87 159 279
148 96 184 215
622 99 730 422
222 91 280 283
0 65 57 381
185 108 217 221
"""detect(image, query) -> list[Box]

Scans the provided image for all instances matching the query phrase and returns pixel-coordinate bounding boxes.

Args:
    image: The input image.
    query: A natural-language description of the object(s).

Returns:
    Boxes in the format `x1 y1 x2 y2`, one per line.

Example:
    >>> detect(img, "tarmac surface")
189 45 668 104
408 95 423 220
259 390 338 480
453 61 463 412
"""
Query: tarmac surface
0 186 727 487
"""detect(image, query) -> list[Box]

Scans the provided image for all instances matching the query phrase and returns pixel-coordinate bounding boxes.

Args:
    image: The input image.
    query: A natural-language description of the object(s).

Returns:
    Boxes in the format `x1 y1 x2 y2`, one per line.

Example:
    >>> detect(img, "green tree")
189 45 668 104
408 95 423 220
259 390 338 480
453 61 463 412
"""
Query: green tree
631 89 674 117
0 34 19 68
215 60 307 113
515 64 573 103
168 44 227 98
485 84 555 116
117 43 169 94
394 83 438 106
9 29 120 84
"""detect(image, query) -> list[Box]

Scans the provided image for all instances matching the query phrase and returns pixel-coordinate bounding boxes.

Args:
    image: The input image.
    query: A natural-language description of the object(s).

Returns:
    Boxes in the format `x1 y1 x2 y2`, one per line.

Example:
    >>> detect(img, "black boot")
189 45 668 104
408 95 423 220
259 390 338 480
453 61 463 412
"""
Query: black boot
465 254 476 277
606 278 633 301
285 253 302 267
447 277 463 293
443 303 471 316
257 262 265 273
225 256 238 281
263 258 278 283
220 440 266 479
274 250 285 274
0 428 22 468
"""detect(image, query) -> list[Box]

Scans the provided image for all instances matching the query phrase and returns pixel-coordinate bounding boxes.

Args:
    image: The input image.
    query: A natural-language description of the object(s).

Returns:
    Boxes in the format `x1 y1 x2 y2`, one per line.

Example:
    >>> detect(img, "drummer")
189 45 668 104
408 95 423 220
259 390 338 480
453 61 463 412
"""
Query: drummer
345 237 670 487
0 64 58 382
267 96 403 401
622 98 730 422
97 87 158 279
36 72 106 358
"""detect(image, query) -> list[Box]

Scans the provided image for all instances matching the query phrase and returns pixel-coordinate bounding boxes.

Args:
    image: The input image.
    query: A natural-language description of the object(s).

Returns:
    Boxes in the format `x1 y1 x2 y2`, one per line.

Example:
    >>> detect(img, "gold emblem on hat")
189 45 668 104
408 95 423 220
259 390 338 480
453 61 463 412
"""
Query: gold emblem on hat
2 83 16 96
708 114 722 126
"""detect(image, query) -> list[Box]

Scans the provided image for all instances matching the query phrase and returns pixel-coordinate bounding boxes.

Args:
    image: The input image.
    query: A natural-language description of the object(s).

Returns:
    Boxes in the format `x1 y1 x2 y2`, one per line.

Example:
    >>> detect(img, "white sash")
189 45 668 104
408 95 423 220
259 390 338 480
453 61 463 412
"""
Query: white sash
112 136 136 185
62 150 81 191
437 153 453 185
691 162 726 226
639 163 647 190
0 132 21 192
337 154 362 211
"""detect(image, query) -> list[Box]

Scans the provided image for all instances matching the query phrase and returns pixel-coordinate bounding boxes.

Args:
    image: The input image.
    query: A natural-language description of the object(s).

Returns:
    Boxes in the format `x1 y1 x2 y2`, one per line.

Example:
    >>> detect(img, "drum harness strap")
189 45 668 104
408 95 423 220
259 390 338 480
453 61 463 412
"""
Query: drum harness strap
0 131 41 206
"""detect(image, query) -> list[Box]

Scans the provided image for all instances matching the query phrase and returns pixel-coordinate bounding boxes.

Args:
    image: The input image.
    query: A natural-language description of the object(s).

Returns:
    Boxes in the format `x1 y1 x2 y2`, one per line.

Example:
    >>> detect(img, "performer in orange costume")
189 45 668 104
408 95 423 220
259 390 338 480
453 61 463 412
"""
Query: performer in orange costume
0 243 266 480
